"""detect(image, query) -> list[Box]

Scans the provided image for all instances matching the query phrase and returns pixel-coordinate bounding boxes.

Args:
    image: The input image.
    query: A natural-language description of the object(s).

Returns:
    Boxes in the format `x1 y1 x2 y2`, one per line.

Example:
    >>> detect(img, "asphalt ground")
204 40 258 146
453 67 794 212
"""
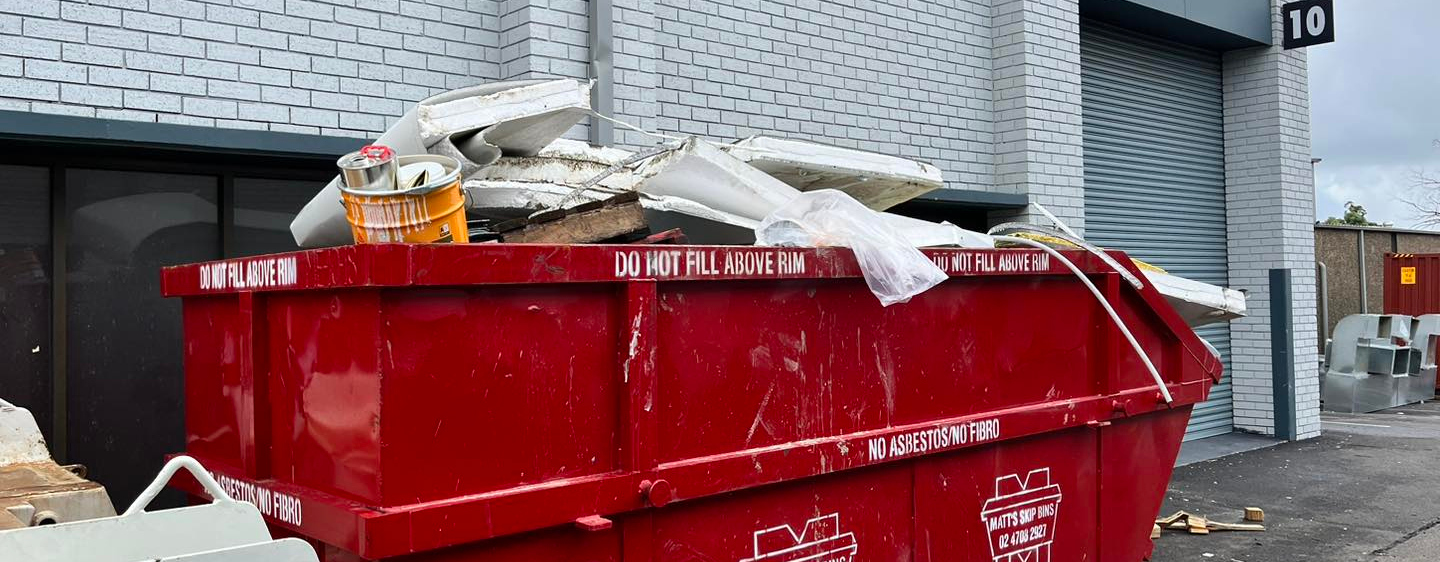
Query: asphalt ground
1151 401 1440 562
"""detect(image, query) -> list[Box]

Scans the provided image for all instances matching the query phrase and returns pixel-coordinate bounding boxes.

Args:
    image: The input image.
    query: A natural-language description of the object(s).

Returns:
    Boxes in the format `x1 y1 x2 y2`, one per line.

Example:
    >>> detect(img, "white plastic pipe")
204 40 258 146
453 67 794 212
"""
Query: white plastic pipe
993 235 1174 403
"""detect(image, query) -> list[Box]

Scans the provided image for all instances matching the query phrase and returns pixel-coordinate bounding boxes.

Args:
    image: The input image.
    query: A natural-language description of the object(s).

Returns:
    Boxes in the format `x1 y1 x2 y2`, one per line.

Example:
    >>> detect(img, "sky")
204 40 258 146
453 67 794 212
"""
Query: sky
1309 0 1440 228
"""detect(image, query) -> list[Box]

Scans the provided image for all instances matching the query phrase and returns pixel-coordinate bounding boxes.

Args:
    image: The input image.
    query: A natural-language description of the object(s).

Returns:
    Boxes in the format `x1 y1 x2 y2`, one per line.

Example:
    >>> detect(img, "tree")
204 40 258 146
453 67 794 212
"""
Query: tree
1323 201 1384 226
1404 140 1440 226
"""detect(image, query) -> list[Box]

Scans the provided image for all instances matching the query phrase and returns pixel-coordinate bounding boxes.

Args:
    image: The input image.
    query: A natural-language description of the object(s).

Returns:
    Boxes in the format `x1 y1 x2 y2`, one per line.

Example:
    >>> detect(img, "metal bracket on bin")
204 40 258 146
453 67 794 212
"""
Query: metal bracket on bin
574 515 613 531
124 455 233 516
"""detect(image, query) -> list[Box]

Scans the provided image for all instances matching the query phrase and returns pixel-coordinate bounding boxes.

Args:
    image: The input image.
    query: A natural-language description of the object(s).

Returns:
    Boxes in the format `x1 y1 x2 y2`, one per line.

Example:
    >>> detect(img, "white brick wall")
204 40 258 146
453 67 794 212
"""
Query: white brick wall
989 0 1084 231
1 0 502 136
650 0 995 188
1223 0 1319 439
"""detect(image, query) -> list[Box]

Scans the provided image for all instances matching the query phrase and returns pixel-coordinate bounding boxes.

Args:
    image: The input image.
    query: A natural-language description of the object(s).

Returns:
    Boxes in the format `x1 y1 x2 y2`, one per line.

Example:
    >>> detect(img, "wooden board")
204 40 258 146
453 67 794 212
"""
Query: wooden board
497 192 648 244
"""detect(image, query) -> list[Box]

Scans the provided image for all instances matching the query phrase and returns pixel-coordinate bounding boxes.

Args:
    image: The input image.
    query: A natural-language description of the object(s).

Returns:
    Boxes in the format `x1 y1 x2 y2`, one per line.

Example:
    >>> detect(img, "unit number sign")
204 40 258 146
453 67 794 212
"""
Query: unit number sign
1282 0 1334 50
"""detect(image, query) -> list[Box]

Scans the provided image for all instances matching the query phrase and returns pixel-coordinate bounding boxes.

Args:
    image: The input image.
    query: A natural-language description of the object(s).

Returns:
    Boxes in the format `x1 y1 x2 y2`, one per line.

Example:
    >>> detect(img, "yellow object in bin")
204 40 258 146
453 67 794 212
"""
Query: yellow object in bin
339 154 469 244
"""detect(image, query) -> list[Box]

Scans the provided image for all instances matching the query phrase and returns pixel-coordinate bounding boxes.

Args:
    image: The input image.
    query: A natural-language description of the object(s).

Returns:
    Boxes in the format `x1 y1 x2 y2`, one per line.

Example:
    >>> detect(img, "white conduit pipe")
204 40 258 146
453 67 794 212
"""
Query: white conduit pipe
992 235 1174 404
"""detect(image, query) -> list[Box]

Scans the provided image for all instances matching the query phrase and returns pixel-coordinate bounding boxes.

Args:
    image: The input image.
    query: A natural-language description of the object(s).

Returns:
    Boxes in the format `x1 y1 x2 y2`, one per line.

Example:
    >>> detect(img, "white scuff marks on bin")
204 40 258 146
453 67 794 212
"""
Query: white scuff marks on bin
624 312 643 384
724 136 944 211
745 382 776 447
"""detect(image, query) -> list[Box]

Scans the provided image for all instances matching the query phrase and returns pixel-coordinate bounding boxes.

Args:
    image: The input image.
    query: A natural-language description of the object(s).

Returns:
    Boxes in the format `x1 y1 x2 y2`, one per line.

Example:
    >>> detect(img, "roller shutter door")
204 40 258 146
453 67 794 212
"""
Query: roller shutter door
1080 21 1232 440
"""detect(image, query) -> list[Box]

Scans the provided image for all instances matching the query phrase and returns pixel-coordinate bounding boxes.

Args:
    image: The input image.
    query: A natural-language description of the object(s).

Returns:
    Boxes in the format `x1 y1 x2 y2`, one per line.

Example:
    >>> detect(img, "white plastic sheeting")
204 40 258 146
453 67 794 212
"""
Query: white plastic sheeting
756 190 947 306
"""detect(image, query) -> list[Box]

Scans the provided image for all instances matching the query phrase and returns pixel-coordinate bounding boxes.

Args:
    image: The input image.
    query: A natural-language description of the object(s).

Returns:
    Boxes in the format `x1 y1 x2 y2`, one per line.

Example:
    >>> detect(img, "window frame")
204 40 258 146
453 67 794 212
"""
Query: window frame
0 140 336 462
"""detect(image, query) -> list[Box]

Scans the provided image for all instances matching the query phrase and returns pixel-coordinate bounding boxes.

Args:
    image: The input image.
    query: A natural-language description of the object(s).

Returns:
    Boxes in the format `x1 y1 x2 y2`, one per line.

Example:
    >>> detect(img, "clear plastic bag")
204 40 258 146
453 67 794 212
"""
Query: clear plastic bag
755 190 947 306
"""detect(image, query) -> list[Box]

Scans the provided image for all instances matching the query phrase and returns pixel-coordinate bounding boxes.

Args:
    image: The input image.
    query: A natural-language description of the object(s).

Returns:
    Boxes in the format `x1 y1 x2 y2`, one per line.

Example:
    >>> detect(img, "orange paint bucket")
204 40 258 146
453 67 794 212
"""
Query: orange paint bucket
339 154 469 244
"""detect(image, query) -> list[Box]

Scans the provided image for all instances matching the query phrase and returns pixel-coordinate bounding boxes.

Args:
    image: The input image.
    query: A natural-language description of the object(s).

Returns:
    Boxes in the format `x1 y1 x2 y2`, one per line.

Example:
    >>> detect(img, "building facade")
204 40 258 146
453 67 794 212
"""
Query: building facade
0 0 1318 504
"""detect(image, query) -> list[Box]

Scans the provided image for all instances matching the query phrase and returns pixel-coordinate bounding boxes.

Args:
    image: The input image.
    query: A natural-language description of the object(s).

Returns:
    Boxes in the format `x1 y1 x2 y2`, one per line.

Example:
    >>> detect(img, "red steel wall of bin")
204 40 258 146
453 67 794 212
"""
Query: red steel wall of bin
163 244 1218 562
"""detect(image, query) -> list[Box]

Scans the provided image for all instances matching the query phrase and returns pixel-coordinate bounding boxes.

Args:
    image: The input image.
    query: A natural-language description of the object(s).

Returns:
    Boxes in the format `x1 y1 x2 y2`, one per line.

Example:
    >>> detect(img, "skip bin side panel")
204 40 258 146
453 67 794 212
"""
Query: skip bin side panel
266 290 385 505
915 427 1096 562
183 295 245 470
649 463 911 562
1110 287 1190 395
654 277 1105 464
376 285 622 505
309 525 620 562
1098 406 1193 561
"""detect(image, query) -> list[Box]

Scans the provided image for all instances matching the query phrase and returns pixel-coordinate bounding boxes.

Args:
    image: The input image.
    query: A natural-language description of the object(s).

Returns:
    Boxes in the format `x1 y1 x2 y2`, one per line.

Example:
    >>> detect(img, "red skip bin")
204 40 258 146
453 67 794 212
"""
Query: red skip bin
161 243 1220 562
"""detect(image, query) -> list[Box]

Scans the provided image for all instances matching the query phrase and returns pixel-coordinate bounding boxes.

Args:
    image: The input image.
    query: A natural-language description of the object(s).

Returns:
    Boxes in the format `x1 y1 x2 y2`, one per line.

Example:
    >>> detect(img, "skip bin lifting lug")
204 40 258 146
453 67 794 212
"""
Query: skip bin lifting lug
639 479 673 508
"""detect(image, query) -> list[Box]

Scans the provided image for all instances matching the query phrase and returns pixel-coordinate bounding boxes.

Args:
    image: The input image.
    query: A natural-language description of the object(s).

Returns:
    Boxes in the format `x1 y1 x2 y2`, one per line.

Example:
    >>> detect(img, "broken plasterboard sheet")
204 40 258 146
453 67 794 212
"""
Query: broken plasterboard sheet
725 136 944 210
633 137 802 221
463 180 759 244
418 79 592 160
1143 269 1248 328
289 80 591 248
473 139 637 191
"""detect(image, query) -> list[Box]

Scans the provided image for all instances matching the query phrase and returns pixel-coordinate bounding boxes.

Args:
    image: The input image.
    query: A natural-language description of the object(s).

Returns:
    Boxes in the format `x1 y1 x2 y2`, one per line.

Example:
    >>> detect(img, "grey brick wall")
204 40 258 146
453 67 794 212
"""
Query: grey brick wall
651 0 995 188
611 0 657 147
1223 0 1319 439
988 0 1083 230
1 0 502 137
496 0 592 140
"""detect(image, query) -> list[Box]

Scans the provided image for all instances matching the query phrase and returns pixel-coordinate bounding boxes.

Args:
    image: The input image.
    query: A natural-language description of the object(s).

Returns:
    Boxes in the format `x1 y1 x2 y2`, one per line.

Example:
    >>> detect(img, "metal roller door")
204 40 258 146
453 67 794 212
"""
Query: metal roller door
1080 21 1232 440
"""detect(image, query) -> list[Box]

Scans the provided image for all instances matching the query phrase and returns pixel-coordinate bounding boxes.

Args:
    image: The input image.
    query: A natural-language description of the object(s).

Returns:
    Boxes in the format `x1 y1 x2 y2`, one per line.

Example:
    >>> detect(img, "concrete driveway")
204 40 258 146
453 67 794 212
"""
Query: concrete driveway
1151 402 1440 562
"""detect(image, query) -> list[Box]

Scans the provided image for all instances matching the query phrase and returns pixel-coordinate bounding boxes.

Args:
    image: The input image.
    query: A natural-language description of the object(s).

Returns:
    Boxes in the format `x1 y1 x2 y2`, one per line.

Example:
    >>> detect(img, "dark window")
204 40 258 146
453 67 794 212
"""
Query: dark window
0 165 52 437
232 177 328 257
65 169 220 507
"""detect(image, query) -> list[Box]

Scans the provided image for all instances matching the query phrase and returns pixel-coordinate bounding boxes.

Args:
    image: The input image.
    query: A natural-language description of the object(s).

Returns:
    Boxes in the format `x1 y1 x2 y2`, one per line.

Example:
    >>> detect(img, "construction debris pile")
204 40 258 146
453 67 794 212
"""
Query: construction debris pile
291 78 1245 318
1154 509 1266 537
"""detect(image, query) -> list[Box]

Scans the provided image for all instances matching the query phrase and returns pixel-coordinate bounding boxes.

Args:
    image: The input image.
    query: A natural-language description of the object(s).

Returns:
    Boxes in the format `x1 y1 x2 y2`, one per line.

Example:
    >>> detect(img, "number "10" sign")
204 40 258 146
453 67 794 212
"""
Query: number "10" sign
1282 0 1335 49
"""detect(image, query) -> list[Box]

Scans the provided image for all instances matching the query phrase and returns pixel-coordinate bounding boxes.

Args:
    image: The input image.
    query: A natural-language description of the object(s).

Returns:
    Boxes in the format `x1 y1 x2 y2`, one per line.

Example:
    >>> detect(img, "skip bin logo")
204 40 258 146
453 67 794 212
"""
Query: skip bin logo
741 513 857 562
980 468 1062 562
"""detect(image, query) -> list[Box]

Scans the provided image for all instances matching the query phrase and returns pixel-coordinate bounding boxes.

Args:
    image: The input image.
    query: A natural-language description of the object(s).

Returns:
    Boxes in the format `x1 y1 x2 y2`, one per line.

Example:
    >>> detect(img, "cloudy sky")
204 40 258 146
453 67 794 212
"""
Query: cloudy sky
1309 0 1440 228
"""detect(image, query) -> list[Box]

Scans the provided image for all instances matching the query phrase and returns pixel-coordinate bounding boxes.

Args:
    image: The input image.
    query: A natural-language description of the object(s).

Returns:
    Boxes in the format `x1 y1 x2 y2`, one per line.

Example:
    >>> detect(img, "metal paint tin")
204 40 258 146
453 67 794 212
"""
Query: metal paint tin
337 145 399 192
339 154 469 244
